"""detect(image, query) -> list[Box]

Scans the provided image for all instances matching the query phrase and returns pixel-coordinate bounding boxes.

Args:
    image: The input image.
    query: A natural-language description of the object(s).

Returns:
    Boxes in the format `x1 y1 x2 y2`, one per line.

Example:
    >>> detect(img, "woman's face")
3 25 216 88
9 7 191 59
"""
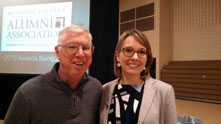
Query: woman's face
116 35 147 78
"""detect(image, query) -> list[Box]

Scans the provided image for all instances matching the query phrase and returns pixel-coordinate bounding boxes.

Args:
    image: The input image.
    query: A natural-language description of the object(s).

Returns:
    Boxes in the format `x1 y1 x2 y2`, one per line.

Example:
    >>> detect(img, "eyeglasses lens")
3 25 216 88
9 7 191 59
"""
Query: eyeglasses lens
121 48 146 58
62 43 93 53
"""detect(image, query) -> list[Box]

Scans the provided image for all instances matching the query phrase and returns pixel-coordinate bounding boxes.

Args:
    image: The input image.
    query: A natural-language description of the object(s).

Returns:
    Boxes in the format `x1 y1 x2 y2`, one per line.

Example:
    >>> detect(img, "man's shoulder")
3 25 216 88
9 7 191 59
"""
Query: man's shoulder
18 73 50 93
88 75 100 82
87 75 102 87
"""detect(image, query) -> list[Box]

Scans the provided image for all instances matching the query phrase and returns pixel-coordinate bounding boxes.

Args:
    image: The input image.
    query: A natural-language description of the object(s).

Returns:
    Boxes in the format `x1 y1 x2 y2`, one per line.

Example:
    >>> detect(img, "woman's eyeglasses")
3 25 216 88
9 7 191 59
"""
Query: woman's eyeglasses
120 47 147 58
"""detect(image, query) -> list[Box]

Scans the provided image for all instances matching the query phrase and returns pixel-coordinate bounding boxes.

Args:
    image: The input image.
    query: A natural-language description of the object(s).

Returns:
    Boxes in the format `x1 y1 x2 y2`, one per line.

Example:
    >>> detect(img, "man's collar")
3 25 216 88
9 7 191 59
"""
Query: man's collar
54 62 89 91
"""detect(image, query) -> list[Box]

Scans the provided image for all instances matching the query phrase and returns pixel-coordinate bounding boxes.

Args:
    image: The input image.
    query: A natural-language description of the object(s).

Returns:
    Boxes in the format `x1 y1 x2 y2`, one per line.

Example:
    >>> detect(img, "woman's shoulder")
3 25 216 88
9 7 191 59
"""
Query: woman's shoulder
144 78 175 98
146 78 173 90
102 79 119 90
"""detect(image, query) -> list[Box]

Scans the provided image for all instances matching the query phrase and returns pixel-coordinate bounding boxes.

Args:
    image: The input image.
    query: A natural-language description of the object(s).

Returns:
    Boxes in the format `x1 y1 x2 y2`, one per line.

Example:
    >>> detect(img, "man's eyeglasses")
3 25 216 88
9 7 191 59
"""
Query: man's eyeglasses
58 43 94 54
120 47 147 58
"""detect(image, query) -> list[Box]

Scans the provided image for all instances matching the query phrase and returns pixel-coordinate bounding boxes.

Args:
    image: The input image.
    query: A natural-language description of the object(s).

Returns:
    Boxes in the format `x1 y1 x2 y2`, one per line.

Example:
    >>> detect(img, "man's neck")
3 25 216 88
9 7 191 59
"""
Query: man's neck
58 69 84 89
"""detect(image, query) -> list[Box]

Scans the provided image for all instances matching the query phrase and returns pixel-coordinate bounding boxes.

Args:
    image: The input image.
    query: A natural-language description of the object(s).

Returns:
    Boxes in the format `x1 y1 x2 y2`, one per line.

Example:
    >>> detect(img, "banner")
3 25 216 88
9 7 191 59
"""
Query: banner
1 2 72 52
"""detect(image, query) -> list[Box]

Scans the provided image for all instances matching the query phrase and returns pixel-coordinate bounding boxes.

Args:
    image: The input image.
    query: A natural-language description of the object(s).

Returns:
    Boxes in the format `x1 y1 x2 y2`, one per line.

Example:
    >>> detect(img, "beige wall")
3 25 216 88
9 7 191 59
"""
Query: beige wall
119 0 157 58
119 0 161 78
173 0 221 60
119 0 157 57
159 0 173 78
119 0 221 79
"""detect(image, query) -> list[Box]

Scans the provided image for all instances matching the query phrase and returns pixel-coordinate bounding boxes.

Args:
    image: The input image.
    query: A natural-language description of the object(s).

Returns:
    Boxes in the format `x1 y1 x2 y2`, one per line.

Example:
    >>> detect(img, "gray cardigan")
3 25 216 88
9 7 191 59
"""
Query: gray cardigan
4 63 102 124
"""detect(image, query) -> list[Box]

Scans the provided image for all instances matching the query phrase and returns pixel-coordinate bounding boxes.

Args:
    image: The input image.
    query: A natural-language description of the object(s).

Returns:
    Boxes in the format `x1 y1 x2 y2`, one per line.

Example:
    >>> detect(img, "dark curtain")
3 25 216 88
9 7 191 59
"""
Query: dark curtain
89 0 119 84
0 74 39 119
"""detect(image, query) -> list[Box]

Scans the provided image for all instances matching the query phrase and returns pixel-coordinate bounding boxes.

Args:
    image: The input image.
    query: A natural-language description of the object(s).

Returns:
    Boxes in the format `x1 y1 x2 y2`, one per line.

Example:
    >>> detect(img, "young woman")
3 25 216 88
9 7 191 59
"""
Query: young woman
100 29 177 124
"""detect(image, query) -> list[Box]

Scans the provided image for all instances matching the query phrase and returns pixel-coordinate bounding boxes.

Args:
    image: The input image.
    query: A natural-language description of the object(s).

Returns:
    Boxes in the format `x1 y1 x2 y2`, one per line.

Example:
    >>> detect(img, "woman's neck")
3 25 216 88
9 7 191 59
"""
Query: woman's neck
120 74 144 85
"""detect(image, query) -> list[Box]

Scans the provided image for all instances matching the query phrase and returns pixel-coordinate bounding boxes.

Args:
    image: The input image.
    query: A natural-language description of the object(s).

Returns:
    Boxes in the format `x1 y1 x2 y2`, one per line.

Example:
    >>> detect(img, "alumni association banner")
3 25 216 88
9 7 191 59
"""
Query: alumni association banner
1 2 72 52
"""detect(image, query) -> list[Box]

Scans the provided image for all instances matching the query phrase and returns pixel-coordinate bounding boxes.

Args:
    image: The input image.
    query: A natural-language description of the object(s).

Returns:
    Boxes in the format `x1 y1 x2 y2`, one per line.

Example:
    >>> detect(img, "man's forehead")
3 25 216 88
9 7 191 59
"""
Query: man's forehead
66 31 88 36
66 31 88 38
65 34 91 43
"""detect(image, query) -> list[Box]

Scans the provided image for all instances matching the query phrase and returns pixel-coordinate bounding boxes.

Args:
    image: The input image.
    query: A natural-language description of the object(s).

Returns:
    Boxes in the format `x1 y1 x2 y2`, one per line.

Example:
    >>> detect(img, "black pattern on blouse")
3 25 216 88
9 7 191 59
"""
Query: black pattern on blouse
107 84 144 124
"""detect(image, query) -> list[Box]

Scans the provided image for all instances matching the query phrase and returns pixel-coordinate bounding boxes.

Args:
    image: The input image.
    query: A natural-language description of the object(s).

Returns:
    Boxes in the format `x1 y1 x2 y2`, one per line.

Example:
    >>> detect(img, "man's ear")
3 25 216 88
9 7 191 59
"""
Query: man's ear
55 46 60 60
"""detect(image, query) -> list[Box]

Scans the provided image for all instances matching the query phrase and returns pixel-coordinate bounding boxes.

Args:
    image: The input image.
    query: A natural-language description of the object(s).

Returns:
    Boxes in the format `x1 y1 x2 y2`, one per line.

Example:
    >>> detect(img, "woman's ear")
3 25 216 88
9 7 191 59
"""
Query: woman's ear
116 52 120 62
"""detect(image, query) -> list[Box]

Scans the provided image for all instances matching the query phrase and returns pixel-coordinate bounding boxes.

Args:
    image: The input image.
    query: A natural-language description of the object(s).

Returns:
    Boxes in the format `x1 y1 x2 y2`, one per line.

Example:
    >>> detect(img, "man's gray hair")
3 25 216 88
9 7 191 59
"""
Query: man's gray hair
57 25 92 45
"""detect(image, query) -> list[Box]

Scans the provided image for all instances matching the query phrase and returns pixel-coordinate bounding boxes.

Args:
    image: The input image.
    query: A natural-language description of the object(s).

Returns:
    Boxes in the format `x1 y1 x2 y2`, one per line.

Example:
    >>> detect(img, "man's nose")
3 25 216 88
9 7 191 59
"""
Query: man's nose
75 47 85 56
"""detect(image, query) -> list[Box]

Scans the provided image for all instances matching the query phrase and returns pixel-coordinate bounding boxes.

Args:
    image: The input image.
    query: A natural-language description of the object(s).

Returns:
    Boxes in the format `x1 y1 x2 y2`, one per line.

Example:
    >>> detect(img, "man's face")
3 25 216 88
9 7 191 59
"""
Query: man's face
55 32 93 77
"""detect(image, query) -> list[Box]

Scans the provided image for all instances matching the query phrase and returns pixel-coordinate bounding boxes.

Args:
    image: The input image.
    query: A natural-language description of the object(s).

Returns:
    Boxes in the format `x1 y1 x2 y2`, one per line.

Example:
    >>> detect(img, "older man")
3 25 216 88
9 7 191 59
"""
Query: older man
4 25 102 124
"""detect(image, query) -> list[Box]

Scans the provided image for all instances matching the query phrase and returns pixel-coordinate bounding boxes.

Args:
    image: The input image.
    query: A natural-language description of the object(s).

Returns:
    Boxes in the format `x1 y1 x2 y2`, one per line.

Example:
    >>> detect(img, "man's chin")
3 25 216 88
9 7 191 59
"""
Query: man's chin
71 70 85 76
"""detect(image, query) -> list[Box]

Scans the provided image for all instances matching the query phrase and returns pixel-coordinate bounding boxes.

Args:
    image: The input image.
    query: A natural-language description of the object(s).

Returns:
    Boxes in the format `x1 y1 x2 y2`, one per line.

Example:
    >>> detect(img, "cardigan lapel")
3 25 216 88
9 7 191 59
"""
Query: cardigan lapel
138 78 157 123
102 80 118 122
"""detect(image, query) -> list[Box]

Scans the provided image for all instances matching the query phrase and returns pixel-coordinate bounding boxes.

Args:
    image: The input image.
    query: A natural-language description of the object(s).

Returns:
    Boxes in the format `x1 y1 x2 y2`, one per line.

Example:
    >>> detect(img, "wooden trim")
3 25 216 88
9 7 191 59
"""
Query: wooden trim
161 60 221 102
162 69 221 74
175 92 221 101
162 73 221 79
174 87 221 96
169 60 221 65
167 82 221 90
163 64 221 69
162 77 221 85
